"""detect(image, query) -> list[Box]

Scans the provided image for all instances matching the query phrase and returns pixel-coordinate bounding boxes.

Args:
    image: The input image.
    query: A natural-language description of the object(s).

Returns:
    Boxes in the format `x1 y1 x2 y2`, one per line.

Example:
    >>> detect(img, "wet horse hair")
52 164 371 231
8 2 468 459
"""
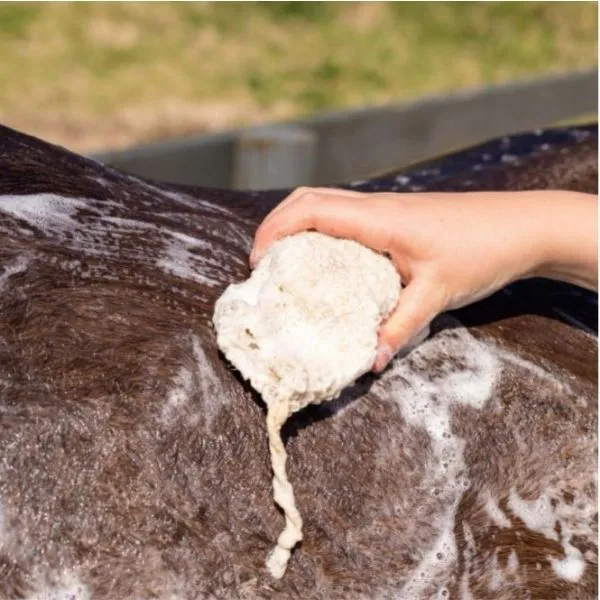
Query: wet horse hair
0 123 597 599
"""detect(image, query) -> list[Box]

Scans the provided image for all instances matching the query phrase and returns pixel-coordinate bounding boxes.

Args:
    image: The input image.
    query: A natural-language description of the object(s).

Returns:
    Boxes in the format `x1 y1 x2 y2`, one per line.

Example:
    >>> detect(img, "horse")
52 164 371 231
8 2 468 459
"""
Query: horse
0 122 596 599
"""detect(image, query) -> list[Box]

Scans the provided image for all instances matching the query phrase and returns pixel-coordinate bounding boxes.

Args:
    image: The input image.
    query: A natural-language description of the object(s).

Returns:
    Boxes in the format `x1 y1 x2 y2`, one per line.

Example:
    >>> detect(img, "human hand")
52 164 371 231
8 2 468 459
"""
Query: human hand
250 187 597 372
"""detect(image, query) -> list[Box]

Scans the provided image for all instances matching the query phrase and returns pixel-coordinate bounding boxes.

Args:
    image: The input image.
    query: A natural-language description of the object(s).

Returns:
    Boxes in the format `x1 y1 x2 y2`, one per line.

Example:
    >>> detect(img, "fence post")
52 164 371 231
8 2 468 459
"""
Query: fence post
233 125 318 190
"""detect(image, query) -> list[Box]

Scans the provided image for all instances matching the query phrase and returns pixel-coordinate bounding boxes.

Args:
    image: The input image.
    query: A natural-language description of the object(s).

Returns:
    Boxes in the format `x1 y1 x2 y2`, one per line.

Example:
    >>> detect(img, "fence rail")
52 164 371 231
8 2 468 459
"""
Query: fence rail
92 69 598 190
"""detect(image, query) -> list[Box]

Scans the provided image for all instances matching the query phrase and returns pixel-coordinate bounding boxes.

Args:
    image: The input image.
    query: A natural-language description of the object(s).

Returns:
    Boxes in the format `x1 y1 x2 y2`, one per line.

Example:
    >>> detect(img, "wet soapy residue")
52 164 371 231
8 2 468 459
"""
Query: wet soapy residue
376 325 500 598
371 325 595 597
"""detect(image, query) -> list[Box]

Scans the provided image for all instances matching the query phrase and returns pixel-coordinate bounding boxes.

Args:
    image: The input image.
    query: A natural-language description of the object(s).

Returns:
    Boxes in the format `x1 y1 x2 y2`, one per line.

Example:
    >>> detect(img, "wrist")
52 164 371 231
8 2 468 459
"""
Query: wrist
528 191 598 291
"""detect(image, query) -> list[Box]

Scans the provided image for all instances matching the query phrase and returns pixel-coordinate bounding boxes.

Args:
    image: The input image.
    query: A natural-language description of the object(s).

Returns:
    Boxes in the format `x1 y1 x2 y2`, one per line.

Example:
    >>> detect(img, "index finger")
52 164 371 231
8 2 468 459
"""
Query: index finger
250 193 393 266
261 186 370 229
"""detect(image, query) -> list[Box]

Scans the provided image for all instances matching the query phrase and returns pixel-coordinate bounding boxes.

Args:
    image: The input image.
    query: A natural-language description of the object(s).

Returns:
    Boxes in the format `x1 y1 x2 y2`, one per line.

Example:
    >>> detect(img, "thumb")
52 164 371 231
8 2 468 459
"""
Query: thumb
373 277 443 372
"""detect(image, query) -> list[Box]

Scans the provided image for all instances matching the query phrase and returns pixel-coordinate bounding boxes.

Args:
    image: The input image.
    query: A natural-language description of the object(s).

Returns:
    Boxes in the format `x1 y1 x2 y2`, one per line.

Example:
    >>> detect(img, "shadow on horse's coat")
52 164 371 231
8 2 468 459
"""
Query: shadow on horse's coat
0 123 597 599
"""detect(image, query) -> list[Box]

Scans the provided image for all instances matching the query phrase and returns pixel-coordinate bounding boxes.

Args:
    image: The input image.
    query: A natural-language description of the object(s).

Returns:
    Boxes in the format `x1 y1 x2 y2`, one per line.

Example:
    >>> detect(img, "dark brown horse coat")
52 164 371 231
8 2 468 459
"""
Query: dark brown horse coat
0 123 597 599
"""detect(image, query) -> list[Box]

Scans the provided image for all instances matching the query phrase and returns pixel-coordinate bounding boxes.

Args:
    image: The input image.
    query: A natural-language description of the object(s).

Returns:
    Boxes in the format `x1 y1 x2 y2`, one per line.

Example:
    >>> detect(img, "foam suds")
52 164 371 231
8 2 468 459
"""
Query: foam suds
507 549 519 573
550 546 586 583
375 326 501 598
89 175 110 188
507 489 558 541
488 551 503 591
459 523 476 600
192 336 229 428
0 194 86 236
224 221 253 253
508 485 592 583
495 347 573 393
25 572 90 600
0 193 245 290
162 366 194 426
483 491 512 529
377 327 596 596
501 154 519 164
157 230 226 288
162 336 229 429
0 253 29 289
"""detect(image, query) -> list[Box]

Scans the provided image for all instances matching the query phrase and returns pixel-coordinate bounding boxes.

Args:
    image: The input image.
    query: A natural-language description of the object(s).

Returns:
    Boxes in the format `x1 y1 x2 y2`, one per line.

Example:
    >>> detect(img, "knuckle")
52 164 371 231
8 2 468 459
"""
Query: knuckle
303 192 320 207
295 186 314 199
297 187 328 207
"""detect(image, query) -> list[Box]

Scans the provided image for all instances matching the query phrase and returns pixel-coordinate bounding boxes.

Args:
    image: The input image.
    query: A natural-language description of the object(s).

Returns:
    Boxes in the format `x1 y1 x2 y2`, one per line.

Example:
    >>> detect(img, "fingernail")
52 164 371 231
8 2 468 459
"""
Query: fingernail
374 344 394 372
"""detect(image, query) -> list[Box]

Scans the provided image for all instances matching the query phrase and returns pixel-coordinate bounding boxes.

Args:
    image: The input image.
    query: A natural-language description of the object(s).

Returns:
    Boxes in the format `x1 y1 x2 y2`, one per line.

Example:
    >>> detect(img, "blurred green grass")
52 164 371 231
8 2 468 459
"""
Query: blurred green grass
0 1 596 151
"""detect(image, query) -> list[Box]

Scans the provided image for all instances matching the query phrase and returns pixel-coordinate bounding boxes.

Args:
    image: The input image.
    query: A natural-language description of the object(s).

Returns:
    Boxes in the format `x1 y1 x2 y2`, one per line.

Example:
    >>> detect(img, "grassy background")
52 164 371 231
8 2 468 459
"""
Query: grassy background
0 1 597 152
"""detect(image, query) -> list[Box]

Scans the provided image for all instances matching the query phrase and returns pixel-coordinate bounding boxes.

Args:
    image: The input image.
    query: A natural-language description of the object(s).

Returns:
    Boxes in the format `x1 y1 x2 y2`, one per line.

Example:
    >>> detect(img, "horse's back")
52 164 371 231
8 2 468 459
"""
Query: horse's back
0 124 596 599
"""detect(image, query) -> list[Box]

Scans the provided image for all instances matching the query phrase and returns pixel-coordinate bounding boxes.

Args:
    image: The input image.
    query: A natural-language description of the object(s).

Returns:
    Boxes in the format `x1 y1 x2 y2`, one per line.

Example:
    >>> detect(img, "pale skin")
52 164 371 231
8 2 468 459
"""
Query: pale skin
250 188 598 372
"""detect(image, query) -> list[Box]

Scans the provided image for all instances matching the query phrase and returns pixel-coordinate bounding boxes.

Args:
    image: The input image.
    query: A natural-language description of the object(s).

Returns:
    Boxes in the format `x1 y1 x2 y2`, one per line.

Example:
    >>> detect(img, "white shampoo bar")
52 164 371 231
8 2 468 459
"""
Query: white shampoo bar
213 231 401 578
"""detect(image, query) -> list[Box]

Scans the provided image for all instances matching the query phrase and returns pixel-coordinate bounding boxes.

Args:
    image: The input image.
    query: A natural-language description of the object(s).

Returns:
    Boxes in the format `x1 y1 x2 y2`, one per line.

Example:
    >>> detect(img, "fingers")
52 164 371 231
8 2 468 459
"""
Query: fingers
373 276 443 372
251 188 390 266
263 186 367 225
